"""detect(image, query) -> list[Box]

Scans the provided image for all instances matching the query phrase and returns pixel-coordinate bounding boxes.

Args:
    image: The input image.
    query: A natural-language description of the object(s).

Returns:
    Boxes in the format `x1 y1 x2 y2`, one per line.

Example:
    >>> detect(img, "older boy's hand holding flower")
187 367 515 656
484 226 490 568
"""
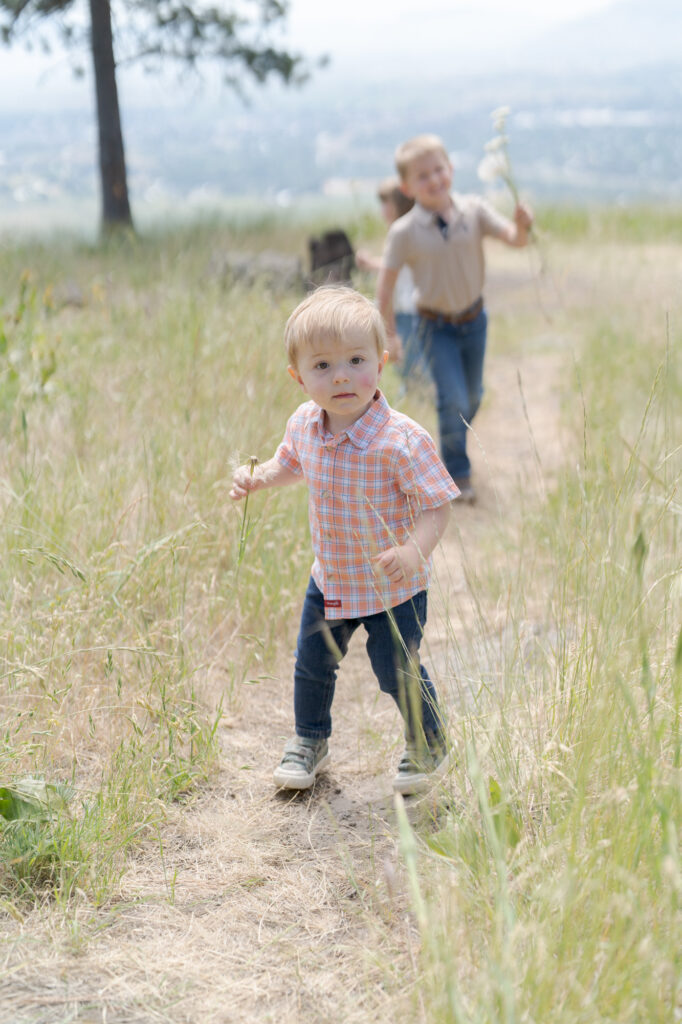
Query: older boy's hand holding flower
515 204 533 230
508 203 533 246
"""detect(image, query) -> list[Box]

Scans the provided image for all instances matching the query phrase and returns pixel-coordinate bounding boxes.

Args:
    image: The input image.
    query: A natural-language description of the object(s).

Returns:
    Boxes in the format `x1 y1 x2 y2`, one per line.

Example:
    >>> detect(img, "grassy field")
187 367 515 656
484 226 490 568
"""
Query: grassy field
0 207 680 1022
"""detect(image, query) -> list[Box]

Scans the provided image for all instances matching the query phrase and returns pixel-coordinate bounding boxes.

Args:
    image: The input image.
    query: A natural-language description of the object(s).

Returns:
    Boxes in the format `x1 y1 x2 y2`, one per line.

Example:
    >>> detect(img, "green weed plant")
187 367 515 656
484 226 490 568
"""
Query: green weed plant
394 270 680 1022
0 224 317 903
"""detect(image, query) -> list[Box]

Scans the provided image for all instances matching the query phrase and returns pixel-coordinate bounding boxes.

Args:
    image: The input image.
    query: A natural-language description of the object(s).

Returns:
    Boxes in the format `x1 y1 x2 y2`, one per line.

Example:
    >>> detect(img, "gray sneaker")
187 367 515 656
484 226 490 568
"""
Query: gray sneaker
392 739 451 796
273 736 330 790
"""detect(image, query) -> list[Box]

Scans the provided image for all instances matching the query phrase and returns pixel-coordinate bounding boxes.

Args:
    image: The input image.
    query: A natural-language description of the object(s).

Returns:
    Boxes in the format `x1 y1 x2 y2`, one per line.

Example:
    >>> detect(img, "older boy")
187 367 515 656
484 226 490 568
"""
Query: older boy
377 133 533 501
230 287 459 795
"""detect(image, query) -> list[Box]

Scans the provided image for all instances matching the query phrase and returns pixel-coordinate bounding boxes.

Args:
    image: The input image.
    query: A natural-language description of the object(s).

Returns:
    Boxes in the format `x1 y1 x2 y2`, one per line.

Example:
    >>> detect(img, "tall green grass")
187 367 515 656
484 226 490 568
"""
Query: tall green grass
533 204 682 244
396 290 680 1020
0 210 678 1024
0 227 324 900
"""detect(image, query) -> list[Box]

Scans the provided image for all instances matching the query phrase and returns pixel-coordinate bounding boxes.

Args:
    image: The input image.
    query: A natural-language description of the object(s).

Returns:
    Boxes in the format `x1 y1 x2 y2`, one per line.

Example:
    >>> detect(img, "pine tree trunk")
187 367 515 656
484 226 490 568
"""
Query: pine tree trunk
89 0 133 230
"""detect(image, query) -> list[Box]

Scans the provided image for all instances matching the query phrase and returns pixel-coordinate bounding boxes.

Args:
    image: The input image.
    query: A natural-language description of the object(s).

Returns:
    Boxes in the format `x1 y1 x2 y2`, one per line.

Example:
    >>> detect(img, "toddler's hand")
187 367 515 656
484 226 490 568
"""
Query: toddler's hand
229 464 262 501
373 543 422 583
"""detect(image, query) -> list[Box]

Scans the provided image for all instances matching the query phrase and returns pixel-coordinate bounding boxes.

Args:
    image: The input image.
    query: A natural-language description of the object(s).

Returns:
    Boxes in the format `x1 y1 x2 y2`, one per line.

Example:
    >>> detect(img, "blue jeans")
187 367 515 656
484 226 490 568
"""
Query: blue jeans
395 311 428 382
293 577 445 745
418 307 488 480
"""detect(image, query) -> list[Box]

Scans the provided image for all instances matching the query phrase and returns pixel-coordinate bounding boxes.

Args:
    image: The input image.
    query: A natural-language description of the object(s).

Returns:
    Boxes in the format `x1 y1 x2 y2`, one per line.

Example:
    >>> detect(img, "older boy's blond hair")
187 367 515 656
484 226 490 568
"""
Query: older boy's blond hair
285 286 386 368
395 134 450 181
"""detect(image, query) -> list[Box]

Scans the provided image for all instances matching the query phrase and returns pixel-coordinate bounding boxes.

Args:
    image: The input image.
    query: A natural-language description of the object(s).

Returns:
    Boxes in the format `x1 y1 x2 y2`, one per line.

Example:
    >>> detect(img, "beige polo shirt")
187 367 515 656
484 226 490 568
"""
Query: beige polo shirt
382 193 511 315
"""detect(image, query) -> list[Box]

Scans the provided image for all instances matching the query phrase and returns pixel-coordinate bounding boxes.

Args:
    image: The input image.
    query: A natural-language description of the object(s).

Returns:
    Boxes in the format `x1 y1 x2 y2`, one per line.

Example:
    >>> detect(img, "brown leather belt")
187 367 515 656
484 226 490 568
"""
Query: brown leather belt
417 297 483 325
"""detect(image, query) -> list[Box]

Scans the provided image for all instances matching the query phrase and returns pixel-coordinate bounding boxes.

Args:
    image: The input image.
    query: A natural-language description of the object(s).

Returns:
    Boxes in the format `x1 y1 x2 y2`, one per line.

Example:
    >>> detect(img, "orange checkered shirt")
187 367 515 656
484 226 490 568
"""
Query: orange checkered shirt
275 391 459 619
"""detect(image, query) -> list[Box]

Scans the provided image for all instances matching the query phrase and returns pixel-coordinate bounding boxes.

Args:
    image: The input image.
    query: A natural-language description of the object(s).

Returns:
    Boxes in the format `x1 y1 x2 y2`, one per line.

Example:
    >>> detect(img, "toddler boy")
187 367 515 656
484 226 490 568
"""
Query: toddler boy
230 286 459 795
377 133 533 500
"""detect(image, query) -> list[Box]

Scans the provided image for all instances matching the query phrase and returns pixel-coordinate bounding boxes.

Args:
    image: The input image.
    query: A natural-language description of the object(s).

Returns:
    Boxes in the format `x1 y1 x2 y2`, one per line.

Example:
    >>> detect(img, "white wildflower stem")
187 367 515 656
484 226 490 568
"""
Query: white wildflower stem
236 455 259 573
480 107 554 318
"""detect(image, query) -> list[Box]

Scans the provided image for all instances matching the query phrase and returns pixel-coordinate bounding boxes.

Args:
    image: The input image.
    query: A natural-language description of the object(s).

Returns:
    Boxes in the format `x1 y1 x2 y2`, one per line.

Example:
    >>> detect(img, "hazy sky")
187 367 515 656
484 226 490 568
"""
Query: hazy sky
1 0 617 111
287 0 614 54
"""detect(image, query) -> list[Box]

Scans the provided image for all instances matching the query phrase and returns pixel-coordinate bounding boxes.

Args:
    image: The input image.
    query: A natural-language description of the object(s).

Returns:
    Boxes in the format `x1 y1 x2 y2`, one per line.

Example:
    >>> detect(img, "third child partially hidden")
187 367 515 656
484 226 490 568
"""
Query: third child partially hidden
230 287 458 796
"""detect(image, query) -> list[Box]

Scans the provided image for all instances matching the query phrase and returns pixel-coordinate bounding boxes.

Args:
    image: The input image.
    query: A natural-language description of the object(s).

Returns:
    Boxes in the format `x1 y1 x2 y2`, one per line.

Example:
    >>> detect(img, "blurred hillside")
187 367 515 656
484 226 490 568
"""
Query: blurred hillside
1 0 681 232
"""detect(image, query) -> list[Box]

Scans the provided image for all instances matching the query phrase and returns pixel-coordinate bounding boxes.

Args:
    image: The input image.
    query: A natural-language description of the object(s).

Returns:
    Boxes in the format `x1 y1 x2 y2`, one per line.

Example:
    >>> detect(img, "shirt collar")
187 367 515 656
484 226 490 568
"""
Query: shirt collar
414 193 461 227
315 390 390 449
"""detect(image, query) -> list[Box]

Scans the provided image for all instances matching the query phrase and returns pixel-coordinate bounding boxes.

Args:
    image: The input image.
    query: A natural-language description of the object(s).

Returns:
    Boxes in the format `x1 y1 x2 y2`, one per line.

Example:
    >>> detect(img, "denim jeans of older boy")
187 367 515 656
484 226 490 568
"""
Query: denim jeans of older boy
293 577 445 746
418 307 488 481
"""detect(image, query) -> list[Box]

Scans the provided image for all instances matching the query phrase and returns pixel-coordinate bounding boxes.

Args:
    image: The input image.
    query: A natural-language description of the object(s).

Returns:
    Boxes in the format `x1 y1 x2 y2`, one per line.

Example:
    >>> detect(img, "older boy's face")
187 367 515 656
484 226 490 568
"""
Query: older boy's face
289 329 388 434
402 150 453 213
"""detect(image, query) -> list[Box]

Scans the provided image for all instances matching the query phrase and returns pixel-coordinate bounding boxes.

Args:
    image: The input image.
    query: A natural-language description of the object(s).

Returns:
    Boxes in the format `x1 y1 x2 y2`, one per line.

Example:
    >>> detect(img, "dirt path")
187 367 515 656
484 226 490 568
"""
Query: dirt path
4 259 567 1024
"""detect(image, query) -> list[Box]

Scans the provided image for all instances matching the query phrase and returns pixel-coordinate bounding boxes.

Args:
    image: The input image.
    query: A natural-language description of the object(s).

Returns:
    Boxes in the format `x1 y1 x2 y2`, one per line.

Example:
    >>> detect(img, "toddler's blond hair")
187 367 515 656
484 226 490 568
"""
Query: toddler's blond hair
285 286 386 369
395 134 450 181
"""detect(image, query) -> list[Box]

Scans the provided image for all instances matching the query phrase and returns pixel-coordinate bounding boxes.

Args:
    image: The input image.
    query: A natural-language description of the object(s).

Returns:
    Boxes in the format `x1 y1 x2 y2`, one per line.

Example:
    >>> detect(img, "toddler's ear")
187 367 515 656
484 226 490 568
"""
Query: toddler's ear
287 365 305 388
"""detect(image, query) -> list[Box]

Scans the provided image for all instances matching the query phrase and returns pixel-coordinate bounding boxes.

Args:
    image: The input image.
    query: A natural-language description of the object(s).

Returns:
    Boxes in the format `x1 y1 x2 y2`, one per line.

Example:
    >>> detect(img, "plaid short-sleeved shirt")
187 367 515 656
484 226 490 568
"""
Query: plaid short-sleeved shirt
275 391 459 619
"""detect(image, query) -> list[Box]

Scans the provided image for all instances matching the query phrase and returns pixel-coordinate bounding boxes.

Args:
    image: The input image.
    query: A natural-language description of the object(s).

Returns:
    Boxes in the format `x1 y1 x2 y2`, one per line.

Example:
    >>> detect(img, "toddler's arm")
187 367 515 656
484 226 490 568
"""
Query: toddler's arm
373 503 451 583
376 265 403 362
229 457 300 501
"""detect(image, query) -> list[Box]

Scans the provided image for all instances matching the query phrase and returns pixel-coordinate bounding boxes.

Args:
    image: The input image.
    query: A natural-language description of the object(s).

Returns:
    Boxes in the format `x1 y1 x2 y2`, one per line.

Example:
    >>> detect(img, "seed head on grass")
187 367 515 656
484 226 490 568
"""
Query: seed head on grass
236 455 259 574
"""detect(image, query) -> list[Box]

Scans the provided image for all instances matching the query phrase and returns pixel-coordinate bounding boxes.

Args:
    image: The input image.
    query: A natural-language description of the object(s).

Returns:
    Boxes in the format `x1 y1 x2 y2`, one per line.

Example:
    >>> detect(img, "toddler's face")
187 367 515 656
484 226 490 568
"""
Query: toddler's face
289 329 387 433
402 150 453 212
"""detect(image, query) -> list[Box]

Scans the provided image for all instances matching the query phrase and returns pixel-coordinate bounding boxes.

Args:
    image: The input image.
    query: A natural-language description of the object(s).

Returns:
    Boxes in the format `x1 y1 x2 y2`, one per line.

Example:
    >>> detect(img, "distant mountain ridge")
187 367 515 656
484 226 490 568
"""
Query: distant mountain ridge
1 58 680 221
1 0 681 229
